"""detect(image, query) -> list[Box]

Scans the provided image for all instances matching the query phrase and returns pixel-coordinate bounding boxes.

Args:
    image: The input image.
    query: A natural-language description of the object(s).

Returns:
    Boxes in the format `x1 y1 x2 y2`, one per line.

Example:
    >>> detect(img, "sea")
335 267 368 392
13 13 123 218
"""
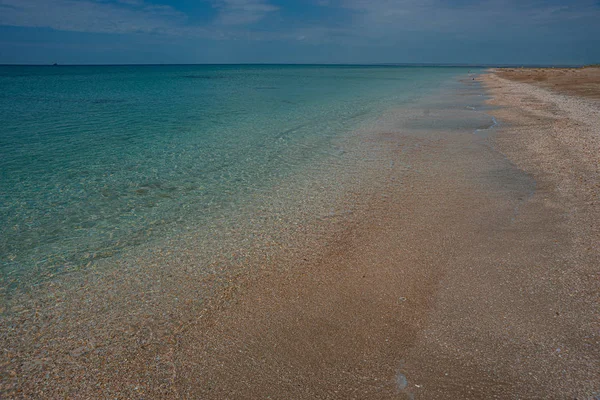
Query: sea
0 65 485 295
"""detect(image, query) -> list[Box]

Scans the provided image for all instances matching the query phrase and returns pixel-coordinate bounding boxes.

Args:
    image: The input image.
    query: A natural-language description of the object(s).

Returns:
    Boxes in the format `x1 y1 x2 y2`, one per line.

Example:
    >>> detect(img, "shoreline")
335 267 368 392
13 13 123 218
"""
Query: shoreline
2 70 599 398
1 70 482 396
185 71 599 398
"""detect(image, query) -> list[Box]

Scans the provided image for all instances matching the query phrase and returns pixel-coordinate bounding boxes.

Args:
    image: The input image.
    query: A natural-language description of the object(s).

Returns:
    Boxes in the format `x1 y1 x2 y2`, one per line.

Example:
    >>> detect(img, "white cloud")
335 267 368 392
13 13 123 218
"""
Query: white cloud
0 0 281 37
0 0 187 34
212 0 278 25
0 0 597 44
309 0 600 42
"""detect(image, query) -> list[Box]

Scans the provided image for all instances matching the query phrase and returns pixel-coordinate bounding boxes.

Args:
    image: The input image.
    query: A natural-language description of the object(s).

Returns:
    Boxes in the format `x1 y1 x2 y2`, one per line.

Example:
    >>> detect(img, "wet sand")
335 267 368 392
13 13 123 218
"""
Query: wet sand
178 70 600 398
2 70 599 398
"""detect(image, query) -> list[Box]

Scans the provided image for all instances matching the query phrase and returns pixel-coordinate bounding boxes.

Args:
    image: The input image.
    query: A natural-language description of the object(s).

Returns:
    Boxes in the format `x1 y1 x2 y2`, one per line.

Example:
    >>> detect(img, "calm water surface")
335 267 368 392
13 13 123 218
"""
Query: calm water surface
0 65 477 288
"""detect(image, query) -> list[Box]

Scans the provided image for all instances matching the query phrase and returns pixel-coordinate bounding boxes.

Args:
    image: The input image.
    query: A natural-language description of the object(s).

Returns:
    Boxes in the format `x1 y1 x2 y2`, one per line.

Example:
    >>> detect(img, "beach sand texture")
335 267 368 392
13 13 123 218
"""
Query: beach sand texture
177 70 600 399
1 69 599 398
496 66 600 100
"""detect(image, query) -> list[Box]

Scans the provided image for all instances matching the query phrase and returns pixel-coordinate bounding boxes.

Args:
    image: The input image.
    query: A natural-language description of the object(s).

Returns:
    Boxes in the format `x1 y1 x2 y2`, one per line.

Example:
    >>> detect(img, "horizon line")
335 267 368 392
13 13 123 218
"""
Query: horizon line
0 62 590 68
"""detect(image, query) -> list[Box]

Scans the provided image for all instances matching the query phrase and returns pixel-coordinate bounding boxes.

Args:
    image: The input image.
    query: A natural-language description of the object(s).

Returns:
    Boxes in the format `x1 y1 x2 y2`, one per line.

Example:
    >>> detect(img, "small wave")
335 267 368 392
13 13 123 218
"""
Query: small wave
181 75 226 80
91 99 126 104
475 115 499 133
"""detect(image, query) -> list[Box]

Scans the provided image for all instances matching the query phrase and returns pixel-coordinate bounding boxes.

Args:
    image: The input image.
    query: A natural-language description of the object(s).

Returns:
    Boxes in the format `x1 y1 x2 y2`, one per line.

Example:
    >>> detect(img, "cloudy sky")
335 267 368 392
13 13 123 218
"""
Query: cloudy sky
0 0 598 64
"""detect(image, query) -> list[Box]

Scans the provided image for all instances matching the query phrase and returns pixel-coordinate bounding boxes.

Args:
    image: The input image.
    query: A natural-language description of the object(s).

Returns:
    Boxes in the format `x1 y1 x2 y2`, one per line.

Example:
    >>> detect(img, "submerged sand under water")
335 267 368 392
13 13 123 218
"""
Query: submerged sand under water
1 71 599 398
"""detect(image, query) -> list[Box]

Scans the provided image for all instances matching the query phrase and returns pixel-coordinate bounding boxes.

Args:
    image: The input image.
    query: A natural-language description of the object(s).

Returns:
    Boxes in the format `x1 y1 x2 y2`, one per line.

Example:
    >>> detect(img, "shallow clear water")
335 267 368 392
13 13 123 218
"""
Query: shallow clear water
0 65 477 287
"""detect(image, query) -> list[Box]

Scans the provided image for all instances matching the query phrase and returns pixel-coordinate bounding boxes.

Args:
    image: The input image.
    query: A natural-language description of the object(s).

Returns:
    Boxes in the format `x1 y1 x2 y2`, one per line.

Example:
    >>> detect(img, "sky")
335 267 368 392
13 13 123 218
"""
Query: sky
0 0 599 65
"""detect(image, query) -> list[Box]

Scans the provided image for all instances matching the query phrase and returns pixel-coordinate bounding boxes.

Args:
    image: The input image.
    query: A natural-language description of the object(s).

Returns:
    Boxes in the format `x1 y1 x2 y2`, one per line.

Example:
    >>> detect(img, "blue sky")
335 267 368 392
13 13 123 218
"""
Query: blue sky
0 0 599 64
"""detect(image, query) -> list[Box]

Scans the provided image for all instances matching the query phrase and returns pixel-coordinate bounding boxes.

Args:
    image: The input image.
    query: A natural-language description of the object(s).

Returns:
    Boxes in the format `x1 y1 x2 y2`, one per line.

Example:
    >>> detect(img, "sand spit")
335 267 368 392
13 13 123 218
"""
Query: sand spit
2 71 599 398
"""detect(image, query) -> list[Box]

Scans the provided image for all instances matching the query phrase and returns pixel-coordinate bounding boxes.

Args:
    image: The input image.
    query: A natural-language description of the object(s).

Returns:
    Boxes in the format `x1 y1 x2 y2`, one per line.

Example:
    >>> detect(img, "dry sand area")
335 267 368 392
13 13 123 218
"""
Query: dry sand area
496 66 600 100
2 68 599 398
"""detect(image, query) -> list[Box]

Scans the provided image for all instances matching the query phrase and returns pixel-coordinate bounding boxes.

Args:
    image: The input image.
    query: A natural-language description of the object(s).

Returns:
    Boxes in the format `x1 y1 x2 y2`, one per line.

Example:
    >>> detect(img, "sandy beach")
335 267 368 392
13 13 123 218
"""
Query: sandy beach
176 69 600 398
495 66 600 100
2 68 599 398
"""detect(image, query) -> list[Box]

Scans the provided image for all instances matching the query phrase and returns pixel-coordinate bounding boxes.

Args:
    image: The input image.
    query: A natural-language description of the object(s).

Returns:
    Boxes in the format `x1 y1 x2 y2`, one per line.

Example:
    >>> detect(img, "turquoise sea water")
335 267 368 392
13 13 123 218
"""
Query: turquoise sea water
0 65 476 289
